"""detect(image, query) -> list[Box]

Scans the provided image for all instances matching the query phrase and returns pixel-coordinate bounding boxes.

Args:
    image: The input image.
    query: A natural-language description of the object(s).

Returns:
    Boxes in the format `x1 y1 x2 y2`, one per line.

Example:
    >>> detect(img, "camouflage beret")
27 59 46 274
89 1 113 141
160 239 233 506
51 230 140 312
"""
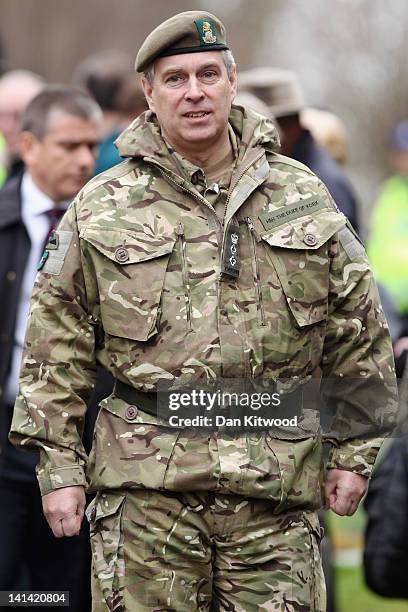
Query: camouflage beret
135 11 229 73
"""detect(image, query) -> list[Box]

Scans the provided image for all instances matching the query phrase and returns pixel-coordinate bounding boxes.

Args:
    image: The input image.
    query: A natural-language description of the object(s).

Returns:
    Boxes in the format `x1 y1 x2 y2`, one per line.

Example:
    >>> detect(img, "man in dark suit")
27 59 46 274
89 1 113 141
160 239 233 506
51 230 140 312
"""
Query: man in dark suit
0 85 105 610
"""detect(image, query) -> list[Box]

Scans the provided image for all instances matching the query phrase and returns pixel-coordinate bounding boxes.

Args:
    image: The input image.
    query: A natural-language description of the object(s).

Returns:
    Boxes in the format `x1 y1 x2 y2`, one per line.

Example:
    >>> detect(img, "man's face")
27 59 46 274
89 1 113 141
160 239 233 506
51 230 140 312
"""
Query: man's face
0 80 43 156
20 111 100 202
142 51 236 154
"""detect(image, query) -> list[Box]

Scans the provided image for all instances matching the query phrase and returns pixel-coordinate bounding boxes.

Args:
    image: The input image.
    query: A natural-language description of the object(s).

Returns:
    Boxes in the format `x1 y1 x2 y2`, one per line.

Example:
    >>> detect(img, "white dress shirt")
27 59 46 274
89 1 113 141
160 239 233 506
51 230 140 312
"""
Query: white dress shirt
5 173 67 403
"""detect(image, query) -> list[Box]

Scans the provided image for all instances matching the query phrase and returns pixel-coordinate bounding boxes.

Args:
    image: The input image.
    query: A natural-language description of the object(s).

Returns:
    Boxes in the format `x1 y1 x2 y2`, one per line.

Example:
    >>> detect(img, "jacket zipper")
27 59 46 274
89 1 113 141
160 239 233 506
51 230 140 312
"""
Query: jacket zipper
154 165 225 335
246 217 266 327
152 155 266 293
176 221 192 330
222 150 265 227
153 163 220 227
154 152 264 229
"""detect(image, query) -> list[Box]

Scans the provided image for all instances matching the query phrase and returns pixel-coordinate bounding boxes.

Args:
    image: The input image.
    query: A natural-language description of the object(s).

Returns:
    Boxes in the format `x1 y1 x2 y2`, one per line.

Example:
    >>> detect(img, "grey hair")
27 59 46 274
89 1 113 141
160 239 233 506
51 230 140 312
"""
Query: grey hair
21 85 102 140
143 49 236 86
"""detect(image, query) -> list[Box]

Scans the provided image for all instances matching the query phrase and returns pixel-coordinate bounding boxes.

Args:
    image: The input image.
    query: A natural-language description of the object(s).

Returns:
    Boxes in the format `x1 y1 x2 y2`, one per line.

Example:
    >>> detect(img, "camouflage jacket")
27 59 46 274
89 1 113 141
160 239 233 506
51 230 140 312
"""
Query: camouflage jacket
10 107 397 510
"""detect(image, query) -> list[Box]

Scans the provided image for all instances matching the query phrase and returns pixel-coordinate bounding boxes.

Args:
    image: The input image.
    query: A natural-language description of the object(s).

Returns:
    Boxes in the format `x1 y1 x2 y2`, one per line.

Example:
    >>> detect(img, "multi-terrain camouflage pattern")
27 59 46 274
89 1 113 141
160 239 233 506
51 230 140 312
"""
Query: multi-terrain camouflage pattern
10 104 397 502
86 396 323 506
87 489 326 611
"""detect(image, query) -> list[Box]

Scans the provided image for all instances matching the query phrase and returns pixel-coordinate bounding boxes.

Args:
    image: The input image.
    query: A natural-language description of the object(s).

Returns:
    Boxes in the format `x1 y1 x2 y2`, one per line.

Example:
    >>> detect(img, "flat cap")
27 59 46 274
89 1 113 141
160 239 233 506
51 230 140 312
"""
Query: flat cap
135 11 229 73
238 67 305 118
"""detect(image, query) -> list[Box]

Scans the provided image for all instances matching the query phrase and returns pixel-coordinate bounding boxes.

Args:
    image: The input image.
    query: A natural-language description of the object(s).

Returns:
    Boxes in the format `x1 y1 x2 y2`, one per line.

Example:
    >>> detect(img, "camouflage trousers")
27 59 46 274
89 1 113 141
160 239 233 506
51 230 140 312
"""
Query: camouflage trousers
87 489 326 612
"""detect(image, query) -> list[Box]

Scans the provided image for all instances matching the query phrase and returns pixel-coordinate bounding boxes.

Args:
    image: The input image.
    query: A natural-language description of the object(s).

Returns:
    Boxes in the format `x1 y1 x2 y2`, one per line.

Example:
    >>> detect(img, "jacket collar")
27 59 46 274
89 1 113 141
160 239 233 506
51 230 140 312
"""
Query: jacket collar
115 104 280 183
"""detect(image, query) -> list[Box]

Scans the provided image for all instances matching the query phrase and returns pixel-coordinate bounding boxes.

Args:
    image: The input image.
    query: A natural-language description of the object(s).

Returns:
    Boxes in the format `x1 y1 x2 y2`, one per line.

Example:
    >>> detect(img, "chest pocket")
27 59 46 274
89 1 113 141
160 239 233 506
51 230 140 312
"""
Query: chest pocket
260 210 347 327
80 227 176 341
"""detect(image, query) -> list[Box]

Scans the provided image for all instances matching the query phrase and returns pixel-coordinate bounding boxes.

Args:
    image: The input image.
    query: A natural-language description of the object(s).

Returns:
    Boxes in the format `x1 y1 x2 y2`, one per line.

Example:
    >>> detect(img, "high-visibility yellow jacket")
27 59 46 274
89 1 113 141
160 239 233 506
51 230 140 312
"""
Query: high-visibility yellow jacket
367 175 408 313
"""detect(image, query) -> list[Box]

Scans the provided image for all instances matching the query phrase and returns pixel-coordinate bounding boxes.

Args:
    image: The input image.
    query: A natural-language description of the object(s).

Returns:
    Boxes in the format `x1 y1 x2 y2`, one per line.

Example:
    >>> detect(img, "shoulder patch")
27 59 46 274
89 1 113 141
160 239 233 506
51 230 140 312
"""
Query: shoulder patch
338 226 366 261
40 230 73 275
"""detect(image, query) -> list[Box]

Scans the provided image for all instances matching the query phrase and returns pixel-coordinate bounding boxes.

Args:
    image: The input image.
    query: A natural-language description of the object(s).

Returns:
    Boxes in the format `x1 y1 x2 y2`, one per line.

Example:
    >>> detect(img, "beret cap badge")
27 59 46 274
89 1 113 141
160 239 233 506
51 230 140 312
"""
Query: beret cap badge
196 19 218 45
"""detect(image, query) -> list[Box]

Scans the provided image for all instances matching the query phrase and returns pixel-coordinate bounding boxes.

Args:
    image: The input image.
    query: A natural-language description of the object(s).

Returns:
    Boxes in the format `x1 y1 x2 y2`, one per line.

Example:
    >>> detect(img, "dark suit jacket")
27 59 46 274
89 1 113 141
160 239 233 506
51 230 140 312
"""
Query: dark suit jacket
0 174 113 483
0 175 27 394
0 175 36 481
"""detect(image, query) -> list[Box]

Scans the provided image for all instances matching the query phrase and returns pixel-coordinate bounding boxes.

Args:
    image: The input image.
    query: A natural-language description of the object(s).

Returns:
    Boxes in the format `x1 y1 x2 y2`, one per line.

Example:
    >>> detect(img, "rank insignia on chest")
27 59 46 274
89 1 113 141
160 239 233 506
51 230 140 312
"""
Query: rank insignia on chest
221 223 240 278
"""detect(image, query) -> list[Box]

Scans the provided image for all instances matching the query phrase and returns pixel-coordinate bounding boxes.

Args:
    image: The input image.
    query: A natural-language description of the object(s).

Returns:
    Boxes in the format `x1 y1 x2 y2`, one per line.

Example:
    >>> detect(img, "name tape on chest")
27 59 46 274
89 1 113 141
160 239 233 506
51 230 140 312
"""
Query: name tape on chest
258 195 327 231
221 223 240 278
37 230 73 275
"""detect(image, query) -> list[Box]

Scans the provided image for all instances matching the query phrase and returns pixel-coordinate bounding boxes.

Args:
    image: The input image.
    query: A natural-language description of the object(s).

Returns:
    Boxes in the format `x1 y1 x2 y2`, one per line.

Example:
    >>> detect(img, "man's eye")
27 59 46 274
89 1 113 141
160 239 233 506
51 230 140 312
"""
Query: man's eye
166 75 182 84
201 71 217 81
61 143 77 152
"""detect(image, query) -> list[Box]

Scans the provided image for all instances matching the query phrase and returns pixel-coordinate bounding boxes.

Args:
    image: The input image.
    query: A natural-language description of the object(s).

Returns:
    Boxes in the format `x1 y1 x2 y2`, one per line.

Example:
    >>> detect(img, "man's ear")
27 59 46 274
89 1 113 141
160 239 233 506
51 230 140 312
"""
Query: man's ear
18 131 40 166
141 76 155 113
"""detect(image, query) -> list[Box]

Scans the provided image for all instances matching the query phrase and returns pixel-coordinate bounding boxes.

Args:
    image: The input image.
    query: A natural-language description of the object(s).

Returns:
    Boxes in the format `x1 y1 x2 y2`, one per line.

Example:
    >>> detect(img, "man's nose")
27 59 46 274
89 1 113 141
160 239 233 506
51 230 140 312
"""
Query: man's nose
76 144 96 170
185 77 205 101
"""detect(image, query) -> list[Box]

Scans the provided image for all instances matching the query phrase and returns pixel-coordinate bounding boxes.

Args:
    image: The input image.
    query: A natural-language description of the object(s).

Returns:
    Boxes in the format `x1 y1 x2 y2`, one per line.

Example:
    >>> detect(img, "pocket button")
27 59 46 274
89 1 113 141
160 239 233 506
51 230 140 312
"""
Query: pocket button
303 234 317 247
125 405 138 420
115 247 129 263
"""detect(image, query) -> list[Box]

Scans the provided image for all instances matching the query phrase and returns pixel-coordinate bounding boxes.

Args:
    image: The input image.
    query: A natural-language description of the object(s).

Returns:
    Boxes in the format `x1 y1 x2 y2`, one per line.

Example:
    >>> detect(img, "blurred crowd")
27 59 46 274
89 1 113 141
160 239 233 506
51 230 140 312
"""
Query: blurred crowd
0 27 407 612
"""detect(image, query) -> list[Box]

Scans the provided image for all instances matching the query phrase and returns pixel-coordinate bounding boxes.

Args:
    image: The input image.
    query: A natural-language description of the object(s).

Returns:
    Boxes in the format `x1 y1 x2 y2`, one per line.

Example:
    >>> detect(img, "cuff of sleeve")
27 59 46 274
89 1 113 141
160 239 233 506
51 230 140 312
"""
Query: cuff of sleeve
37 465 87 496
327 442 380 478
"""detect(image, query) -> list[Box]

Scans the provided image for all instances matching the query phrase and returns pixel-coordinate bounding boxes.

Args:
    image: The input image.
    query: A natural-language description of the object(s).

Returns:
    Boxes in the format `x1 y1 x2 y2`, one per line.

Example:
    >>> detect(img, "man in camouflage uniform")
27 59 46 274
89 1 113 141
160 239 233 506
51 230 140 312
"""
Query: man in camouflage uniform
10 11 397 612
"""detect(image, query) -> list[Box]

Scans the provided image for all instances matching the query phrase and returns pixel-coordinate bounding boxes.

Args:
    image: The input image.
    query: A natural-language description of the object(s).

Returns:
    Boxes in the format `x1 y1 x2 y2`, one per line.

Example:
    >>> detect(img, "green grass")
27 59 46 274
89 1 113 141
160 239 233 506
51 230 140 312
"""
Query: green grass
327 507 408 611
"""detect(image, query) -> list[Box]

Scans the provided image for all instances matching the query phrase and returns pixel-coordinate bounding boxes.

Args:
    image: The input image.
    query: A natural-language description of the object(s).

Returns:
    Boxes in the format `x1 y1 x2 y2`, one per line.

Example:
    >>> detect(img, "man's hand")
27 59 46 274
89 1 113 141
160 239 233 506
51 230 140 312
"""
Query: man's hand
42 485 86 538
324 468 368 516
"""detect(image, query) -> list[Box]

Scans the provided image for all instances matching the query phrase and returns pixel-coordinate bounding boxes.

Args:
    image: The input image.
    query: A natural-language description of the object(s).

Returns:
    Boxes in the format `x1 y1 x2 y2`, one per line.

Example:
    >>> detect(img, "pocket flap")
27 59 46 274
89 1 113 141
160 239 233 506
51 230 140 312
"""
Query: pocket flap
80 227 176 341
100 396 167 425
261 210 346 250
86 492 125 522
80 226 176 263
260 211 345 327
